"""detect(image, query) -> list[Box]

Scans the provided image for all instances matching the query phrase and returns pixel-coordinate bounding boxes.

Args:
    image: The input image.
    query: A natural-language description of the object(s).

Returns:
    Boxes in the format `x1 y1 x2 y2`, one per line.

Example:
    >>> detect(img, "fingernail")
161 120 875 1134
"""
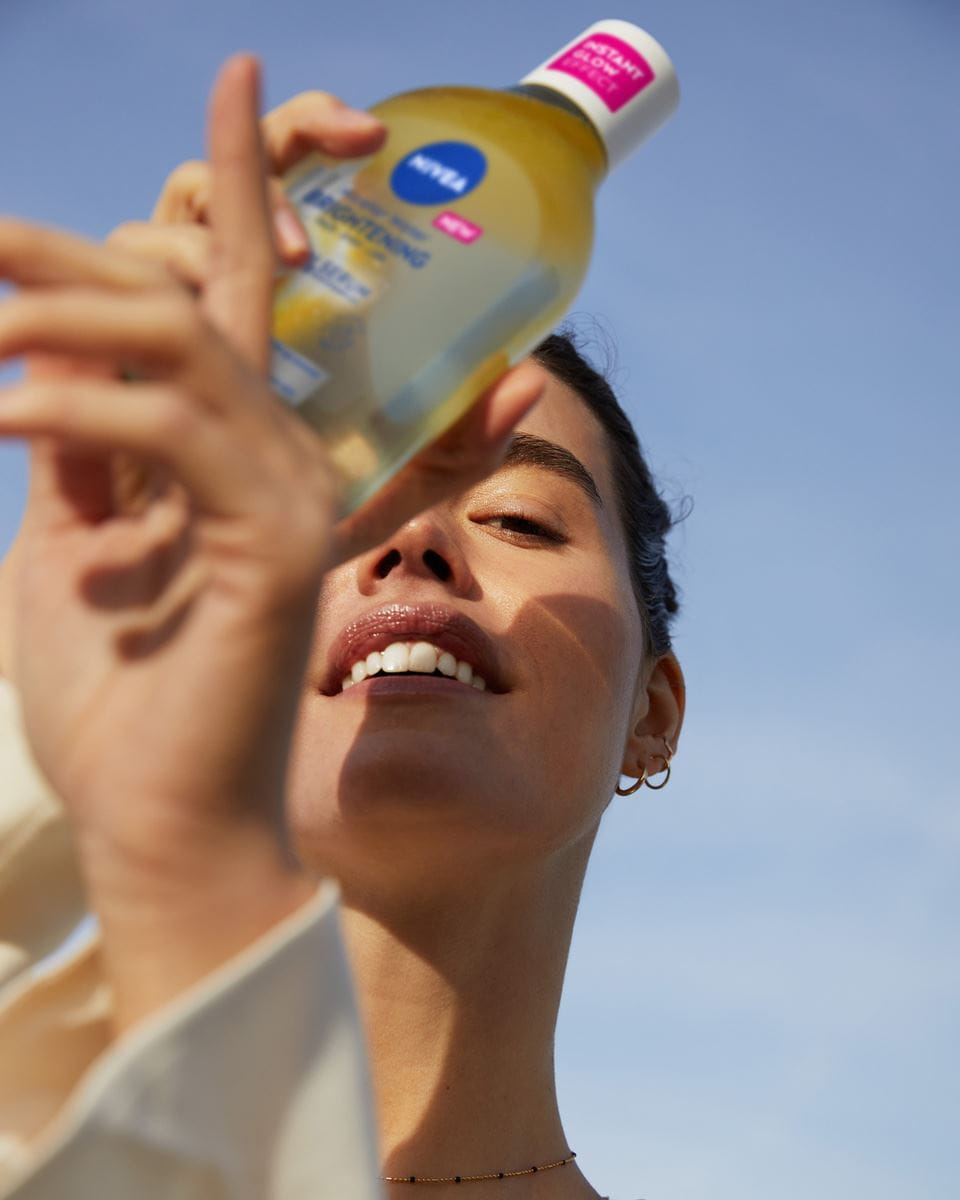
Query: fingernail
274 208 310 258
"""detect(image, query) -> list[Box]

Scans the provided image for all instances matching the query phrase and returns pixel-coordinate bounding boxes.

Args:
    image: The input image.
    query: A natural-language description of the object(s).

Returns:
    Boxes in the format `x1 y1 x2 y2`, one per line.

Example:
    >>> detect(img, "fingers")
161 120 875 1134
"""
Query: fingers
458 359 548 451
204 54 276 370
268 178 311 261
107 221 212 291
150 165 309 265
331 361 547 564
0 288 212 382
151 90 385 260
0 378 255 516
0 218 168 292
151 159 210 224
260 91 385 173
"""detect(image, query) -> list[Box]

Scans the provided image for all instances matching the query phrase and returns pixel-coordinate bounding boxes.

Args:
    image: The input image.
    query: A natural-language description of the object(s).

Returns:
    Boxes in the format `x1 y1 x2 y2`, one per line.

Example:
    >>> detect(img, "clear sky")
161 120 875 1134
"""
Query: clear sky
2 1 958 1196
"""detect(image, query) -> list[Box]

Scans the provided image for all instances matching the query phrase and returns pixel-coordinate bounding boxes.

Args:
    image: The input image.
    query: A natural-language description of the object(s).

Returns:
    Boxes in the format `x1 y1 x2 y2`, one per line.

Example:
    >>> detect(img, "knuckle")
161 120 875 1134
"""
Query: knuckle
30 381 72 425
105 220 148 247
156 290 204 355
157 160 211 220
218 245 278 288
271 90 343 120
0 293 41 349
147 390 200 448
0 216 28 249
165 159 208 192
151 388 196 441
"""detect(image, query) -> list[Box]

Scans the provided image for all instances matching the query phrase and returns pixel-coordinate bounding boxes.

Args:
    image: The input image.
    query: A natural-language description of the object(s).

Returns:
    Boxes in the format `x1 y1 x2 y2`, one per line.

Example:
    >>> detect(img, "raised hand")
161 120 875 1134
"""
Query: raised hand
0 58 335 1027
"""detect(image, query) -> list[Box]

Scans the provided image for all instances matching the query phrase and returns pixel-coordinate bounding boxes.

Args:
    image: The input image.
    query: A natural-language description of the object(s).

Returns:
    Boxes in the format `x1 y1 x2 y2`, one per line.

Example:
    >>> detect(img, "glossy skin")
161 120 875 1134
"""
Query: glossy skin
290 376 676 891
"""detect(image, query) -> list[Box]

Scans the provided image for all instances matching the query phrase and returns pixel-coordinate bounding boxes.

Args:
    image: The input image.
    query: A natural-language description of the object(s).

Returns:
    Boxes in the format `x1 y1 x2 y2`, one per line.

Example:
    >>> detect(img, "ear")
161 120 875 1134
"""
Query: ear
620 652 685 782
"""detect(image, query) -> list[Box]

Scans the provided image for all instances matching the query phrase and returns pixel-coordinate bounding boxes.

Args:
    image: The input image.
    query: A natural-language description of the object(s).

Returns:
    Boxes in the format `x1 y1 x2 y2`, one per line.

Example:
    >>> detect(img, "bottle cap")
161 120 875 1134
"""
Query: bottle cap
520 19 679 170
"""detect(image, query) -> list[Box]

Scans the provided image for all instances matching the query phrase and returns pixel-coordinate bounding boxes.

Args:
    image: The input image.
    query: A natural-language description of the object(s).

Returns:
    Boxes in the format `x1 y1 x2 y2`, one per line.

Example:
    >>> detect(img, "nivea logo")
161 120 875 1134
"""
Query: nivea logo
391 141 487 206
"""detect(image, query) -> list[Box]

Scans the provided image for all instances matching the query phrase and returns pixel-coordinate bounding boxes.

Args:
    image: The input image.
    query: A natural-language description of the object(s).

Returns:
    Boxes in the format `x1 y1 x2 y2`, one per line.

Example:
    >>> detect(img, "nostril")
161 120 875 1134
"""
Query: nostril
375 548 401 579
423 549 452 581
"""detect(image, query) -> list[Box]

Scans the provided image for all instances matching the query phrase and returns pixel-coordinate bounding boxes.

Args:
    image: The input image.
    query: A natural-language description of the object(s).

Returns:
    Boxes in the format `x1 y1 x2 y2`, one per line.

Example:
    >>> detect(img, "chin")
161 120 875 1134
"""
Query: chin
286 751 557 888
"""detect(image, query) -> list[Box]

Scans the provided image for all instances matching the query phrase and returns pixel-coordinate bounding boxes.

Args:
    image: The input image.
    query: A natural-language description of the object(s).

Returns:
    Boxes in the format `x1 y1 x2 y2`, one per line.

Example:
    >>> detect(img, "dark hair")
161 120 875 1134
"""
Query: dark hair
531 331 680 657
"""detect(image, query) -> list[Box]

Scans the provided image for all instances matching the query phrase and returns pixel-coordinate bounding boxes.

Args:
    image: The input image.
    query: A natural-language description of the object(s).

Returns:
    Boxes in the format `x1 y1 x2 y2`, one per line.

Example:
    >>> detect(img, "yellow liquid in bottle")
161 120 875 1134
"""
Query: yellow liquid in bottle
271 85 607 514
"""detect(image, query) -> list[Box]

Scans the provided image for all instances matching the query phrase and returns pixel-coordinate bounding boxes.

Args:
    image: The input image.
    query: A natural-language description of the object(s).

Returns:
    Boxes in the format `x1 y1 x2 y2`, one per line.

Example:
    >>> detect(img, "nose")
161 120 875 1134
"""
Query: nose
355 510 478 598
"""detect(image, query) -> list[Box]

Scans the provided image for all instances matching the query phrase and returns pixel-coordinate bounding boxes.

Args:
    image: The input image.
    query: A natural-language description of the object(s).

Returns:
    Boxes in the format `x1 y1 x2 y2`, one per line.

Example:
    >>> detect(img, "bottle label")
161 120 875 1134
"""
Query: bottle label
546 33 655 113
390 141 487 205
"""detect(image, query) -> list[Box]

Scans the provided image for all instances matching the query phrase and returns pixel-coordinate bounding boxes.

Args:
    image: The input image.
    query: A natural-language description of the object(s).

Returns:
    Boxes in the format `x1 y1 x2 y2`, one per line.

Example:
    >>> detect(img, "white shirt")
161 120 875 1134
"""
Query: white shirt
0 679 382 1199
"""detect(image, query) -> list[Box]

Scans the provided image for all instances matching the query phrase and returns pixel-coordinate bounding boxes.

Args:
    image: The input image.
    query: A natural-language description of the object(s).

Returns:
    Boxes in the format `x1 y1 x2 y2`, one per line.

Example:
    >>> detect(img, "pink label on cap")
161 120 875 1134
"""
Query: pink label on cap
433 211 484 244
548 33 655 113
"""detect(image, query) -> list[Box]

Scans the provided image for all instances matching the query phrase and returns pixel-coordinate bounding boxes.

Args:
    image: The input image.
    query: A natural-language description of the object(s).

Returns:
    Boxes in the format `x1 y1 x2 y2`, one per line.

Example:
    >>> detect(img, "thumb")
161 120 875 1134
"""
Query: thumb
330 360 547 564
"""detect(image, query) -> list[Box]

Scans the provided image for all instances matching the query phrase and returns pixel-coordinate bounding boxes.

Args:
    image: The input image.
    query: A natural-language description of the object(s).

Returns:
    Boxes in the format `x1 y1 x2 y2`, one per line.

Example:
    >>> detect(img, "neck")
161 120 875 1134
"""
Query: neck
337 842 601 1199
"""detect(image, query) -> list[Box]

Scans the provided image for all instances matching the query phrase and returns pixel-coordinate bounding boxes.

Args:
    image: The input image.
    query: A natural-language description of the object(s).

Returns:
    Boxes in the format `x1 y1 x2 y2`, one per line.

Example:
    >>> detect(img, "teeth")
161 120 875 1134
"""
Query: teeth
408 641 439 673
338 640 490 692
381 641 410 673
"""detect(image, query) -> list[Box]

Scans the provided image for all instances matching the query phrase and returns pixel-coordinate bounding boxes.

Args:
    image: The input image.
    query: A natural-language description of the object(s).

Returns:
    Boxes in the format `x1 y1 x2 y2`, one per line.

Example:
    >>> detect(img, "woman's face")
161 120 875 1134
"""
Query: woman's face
287 372 658 882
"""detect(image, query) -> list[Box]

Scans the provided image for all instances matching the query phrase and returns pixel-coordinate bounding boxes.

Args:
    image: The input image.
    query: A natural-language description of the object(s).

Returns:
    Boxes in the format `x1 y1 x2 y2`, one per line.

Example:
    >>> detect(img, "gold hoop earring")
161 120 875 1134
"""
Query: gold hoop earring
615 769 647 796
645 760 671 790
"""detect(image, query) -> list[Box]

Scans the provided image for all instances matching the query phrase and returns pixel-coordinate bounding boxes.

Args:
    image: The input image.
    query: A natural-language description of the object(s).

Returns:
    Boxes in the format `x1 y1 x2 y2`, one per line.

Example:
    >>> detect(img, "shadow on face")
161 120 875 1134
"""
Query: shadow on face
285 374 669 892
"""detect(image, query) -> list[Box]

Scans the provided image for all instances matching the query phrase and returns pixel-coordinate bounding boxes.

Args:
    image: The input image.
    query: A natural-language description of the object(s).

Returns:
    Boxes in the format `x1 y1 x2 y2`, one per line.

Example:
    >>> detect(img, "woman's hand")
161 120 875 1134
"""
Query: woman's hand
0 60 544 1028
0 58 332 823
0 58 338 1026
0 90 387 691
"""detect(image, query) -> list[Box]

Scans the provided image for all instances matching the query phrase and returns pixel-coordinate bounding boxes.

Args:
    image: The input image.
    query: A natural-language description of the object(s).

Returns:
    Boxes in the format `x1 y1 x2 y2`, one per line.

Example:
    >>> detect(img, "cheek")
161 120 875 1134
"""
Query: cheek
508 583 642 821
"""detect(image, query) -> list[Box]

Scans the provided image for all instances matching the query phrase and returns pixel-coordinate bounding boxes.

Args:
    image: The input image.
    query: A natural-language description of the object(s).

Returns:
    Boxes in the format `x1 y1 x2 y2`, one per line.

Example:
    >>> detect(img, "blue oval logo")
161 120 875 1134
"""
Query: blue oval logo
390 141 487 206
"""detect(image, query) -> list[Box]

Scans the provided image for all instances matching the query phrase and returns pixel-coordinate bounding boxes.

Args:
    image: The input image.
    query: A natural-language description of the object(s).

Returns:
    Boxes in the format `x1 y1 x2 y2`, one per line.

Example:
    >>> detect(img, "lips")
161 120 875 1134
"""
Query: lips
320 602 509 696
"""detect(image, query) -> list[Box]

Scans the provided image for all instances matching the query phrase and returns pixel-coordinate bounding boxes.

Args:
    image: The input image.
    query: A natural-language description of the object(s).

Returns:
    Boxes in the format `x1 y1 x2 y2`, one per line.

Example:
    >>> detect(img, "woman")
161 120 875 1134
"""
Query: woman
0 56 684 1199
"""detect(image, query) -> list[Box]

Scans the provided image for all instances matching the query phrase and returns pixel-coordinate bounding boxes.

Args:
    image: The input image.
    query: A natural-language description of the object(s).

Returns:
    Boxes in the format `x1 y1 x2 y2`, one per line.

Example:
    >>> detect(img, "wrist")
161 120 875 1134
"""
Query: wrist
76 815 317 1034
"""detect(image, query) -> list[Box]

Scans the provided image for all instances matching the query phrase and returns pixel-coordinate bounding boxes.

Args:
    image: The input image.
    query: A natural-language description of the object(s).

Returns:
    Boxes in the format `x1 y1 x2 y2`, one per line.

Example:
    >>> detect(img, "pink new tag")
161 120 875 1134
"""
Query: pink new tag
433 211 484 244
548 33 655 113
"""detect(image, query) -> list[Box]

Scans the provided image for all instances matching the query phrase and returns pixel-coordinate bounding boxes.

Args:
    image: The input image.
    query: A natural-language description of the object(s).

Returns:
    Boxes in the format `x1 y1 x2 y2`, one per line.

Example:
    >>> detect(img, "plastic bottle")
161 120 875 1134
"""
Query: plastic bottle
270 19 679 513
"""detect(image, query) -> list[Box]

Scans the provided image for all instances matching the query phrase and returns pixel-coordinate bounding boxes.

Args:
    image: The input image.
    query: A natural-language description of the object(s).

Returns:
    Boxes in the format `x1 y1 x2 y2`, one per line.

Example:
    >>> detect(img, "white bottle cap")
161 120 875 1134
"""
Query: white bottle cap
520 19 679 170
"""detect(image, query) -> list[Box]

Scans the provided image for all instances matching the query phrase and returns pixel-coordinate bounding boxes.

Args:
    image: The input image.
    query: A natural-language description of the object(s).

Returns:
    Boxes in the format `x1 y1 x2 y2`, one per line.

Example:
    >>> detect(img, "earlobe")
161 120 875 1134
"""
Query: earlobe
618 652 685 787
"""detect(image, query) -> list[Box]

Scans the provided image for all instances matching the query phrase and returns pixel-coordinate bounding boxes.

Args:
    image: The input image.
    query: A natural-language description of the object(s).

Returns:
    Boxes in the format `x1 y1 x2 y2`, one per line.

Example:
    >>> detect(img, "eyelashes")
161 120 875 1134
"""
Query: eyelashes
474 512 567 545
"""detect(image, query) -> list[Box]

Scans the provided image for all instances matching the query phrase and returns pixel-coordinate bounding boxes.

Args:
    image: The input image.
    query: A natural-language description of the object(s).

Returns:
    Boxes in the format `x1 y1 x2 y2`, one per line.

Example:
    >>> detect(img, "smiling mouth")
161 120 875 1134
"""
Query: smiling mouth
340 639 488 694
324 602 506 696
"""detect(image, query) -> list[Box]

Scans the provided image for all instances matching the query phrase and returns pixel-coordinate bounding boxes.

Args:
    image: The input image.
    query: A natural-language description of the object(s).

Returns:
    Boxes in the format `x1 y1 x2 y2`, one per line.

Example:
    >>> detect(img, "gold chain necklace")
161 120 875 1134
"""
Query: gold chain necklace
383 1151 577 1185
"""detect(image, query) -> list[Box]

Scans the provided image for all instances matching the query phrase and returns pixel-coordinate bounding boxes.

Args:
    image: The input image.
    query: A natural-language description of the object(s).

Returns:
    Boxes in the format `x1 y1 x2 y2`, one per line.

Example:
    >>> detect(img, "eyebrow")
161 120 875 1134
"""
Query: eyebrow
499 432 603 507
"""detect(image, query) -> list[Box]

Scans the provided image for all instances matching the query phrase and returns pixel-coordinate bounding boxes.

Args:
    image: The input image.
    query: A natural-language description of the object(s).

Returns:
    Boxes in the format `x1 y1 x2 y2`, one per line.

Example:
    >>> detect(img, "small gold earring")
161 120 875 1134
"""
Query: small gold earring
644 759 671 790
644 741 674 790
615 769 648 796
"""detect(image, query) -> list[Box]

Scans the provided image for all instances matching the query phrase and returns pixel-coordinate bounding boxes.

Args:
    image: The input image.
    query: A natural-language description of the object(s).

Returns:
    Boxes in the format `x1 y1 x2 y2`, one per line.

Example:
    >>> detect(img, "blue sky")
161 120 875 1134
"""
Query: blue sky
2 0 958 1196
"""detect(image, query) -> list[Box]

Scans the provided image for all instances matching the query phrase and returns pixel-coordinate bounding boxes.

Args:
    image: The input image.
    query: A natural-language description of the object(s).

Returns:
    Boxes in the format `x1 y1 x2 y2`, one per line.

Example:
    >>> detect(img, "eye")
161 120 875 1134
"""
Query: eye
476 512 566 545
